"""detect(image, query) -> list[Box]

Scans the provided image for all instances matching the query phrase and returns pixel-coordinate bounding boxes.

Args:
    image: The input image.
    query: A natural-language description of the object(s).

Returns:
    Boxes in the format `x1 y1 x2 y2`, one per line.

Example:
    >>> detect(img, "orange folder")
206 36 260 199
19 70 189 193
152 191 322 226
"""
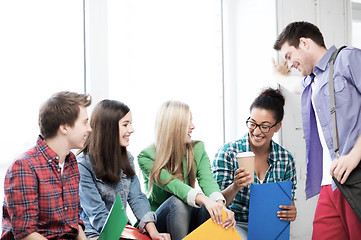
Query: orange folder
182 209 242 240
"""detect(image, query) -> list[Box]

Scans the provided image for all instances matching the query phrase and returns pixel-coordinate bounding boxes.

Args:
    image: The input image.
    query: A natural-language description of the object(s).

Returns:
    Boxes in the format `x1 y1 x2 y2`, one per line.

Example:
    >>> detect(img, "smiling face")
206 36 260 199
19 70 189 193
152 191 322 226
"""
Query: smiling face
185 113 195 143
280 40 314 76
248 108 281 151
118 111 134 147
66 106 92 150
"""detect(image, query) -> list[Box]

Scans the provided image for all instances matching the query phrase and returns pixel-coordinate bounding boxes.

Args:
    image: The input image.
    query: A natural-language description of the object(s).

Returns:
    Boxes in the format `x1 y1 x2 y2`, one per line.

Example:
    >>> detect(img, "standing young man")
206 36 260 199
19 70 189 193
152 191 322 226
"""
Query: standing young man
2 91 92 240
274 21 361 239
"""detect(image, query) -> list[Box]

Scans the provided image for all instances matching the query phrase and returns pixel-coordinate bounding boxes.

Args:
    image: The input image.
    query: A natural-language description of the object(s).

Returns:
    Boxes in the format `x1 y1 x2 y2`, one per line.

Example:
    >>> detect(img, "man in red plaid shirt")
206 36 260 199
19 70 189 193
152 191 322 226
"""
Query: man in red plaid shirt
2 91 93 240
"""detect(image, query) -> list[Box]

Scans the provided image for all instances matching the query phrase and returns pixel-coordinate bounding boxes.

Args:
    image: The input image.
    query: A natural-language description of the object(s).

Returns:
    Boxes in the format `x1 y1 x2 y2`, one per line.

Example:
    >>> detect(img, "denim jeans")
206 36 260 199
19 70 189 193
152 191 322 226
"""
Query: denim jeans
235 221 248 240
155 195 210 240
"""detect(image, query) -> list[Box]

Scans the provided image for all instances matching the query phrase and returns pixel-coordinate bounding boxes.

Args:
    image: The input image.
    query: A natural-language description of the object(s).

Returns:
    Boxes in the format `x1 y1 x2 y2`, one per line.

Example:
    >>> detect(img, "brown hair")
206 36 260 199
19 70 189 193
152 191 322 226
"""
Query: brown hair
81 99 135 184
149 101 197 192
38 91 92 139
274 21 326 50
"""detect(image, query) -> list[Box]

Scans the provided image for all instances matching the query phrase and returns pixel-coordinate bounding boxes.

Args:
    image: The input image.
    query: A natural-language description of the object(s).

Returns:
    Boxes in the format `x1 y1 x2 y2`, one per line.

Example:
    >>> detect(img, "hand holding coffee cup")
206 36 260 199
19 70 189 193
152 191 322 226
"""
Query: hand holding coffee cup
235 152 255 186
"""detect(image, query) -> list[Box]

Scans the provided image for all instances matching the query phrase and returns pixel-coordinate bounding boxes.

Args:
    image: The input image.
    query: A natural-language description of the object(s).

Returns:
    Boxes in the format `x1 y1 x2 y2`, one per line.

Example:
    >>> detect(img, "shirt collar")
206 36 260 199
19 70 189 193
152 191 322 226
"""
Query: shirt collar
314 45 337 74
244 134 277 163
302 45 337 87
37 135 72 165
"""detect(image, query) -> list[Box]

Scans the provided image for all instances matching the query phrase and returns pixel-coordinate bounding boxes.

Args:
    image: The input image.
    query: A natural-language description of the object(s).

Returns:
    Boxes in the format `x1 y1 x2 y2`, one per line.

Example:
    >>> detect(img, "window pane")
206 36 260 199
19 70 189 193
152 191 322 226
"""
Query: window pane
0 0 84 215
107 0 224 159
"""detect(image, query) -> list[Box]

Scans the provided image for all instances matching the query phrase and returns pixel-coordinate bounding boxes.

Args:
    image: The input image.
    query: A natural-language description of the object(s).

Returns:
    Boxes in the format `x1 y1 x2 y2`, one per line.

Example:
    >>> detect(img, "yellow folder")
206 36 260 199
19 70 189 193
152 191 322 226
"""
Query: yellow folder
183 209 242 240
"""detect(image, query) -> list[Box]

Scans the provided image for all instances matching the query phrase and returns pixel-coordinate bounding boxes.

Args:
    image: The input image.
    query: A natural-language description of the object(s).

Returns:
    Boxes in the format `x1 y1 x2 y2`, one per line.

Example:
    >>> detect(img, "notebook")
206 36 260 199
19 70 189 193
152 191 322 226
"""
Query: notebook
98 194 128 240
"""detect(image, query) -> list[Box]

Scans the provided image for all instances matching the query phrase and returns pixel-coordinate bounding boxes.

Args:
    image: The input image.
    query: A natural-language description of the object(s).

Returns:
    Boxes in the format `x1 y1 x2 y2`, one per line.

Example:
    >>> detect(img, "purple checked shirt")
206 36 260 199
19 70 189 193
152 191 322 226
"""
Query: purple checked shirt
301 45 361 199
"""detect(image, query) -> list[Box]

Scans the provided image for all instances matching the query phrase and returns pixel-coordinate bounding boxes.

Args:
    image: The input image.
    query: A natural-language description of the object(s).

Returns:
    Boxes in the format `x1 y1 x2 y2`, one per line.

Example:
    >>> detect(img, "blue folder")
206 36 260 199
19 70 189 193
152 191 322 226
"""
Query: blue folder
248 181 292 240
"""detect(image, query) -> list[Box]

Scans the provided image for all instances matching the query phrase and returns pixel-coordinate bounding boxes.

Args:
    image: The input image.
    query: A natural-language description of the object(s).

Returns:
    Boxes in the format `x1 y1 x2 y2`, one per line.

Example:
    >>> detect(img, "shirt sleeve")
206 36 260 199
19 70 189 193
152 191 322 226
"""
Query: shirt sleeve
4 160 39 239
138 147 193 205
212 143 236 192
78 159 109 234
127 174 156 232
193 142 224 201
284 154 297 201
343 47 361 92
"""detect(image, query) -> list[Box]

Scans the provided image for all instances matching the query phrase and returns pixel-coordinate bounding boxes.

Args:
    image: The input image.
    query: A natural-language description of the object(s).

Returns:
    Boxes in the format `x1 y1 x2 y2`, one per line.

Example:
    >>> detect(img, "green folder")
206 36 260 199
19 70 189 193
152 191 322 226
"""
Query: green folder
98 194 128 240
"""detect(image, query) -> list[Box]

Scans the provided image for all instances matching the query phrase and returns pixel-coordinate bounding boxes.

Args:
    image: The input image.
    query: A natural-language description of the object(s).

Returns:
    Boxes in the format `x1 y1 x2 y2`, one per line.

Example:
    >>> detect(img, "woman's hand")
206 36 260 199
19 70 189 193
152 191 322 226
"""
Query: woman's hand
196 194 223 225
149 232 171 240
146 222 171 240
277 202 297 221
232 168 252 191
221 207 236 229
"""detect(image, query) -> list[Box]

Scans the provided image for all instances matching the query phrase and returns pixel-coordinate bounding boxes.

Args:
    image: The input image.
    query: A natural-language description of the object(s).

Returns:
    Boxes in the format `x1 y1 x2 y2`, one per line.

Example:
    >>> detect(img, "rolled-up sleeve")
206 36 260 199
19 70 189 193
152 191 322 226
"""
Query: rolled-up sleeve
4 160 39 239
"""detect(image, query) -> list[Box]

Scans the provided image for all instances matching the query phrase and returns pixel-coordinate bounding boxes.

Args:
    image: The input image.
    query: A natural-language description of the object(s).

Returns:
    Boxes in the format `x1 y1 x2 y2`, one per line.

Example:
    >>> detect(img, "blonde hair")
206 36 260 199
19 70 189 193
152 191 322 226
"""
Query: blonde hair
149 101 196 192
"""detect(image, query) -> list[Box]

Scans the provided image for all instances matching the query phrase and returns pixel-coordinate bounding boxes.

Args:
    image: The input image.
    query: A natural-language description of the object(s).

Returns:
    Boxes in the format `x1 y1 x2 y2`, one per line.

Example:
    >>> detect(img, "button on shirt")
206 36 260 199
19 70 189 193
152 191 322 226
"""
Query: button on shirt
2 136 83 239
301 46 361 198
212 134 297 222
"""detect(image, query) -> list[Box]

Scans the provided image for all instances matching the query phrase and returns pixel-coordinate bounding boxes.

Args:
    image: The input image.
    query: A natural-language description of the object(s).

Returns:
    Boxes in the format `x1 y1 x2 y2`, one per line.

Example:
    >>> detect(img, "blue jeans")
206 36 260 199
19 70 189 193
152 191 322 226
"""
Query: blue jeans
155 195 210 240
235 221 248 240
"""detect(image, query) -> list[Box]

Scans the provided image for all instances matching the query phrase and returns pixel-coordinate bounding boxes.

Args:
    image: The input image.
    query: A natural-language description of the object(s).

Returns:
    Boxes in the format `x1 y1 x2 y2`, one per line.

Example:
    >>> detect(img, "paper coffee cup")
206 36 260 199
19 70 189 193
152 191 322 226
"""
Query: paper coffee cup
236 152 255 183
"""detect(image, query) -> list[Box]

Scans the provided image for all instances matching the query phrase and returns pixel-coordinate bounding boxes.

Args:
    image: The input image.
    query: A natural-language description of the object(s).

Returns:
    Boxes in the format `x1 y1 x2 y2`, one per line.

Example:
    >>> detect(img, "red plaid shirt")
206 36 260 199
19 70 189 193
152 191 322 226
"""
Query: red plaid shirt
1 136 84 240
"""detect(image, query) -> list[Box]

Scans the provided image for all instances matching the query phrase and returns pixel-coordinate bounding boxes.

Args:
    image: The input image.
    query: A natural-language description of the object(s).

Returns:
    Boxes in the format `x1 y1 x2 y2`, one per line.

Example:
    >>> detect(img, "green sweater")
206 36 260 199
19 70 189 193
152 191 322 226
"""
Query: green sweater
138 141 222 211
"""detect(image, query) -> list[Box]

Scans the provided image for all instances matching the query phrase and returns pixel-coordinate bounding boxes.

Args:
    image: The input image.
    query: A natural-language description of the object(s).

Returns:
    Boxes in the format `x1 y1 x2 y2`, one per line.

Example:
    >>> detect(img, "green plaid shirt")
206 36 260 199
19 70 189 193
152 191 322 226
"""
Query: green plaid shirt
212 134 297 222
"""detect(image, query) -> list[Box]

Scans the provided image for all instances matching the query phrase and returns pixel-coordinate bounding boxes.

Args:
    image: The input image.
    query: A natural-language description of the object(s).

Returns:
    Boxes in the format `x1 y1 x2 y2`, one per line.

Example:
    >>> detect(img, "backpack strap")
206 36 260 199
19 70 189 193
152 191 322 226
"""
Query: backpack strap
328 46 346 156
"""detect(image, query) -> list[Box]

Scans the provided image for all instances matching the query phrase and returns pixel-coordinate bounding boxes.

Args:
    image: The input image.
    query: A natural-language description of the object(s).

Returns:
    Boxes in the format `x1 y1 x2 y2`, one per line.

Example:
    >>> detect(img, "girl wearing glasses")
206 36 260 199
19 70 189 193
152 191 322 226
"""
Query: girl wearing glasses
212 88 297 240
138 100 236 240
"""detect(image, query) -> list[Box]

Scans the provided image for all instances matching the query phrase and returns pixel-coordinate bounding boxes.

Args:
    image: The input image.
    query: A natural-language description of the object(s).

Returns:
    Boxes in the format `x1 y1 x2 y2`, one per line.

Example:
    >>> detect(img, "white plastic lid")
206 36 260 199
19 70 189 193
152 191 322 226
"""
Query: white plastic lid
236 152 255 157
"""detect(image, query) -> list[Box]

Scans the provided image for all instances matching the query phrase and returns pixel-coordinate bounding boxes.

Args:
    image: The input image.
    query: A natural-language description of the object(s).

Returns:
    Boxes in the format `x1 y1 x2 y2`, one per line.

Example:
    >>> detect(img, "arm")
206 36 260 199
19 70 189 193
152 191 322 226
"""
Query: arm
272 58 303 94
330 48 361 183
127 173 156 232
277 150 297 221
138 147 193 204
212 144 240 206
5 160 39 239
76 225 89 240
220 168 251 207
330 133 361 184
21 233 48 240
127 174 170 240
78 159 109 233
194 142 235 228
145 222 171 240
195 142 226 198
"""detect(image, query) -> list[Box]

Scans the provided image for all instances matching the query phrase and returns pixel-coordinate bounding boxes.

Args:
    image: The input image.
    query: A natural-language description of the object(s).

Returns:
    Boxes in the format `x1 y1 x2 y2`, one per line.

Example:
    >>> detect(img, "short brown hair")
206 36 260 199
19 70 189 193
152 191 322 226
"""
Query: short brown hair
274 21 326 50
39 91 92 139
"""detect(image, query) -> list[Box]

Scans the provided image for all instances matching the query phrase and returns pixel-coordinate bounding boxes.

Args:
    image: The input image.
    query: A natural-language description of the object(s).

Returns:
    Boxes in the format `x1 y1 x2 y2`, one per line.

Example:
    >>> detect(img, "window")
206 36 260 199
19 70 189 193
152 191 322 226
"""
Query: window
0 0 85 215
95 0 225 159
352 0 361 47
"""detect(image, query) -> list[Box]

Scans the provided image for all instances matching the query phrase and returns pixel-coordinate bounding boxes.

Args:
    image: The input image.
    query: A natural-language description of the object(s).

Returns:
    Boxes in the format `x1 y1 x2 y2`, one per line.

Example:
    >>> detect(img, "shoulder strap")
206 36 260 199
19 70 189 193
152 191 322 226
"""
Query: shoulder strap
328 46 346 156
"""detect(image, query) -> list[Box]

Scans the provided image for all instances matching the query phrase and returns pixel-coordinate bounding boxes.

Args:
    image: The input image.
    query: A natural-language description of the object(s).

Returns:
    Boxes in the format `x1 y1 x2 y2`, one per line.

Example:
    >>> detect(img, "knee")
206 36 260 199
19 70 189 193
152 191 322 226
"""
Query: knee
167 196 191 216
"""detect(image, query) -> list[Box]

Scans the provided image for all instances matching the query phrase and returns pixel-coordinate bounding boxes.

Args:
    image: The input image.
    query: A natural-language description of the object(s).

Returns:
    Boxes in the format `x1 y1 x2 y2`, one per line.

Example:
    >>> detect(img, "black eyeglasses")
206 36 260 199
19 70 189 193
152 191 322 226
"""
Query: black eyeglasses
246 117 278 133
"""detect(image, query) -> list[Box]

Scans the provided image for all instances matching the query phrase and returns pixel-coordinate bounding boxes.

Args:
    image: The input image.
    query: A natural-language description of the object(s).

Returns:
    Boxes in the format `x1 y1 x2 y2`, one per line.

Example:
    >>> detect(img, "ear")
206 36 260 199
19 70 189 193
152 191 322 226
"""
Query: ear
299 37 310 50
274 122 282 133
59 125 68 135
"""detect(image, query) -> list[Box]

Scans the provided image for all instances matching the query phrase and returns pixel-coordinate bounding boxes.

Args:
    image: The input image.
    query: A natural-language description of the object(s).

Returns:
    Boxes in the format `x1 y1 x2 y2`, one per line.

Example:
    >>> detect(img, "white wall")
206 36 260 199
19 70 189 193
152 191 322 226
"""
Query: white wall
276 0 351 239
